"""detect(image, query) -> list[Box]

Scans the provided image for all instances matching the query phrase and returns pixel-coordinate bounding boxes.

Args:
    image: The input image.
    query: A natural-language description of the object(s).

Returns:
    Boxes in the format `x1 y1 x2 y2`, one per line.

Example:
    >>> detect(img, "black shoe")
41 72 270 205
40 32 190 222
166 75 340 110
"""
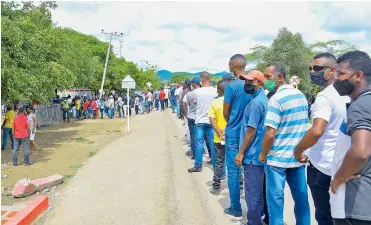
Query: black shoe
191 156 195 160
188 167 202 173
185 151 193 156
25 163 32 167
1 148 4 151
207 160 212 165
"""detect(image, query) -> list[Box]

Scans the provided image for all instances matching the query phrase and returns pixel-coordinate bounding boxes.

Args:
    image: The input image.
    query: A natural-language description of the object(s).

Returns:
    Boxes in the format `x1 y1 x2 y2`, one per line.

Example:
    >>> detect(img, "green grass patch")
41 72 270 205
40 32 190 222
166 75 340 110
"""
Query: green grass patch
75 137 89 142
69 164 83 169
64 174 73 179
88 151 97 157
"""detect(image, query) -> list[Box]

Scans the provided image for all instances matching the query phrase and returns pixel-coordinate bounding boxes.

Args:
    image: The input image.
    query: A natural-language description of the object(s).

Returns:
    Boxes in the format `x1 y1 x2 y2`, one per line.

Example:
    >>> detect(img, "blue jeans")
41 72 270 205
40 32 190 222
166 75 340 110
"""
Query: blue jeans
93 110 97 119
2 128 14 149
170 98 177 113
244 164 267 225
118 105 122 118
147 101 152 113
226 137 242 212
155 99 159 110
187 118 196 155
13 138 30 165
141 102 145 114
266 165 310 225
100 108 104 119
194 123 216 168
83 110 88 119
109 108 114 119
76 109 81 120
176 101 181 117
160 99 165 111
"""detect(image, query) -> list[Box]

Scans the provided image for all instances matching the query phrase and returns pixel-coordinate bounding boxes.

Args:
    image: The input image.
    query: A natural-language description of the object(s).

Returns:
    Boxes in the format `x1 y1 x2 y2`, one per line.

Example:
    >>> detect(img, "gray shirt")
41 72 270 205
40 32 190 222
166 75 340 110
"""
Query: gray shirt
184 90 197 120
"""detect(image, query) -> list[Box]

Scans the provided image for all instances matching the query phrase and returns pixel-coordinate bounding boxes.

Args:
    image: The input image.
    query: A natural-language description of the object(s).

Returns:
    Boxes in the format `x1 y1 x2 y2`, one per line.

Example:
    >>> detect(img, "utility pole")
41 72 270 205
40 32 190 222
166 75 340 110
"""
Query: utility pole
119 39 123 58
99 30 123 99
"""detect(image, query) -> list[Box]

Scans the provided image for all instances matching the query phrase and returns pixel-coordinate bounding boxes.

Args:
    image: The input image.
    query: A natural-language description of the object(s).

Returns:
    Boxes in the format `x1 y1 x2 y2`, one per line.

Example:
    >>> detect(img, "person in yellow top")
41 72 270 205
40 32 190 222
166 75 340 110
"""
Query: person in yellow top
2 105 16 150
208 80 228 195
75 97 81 120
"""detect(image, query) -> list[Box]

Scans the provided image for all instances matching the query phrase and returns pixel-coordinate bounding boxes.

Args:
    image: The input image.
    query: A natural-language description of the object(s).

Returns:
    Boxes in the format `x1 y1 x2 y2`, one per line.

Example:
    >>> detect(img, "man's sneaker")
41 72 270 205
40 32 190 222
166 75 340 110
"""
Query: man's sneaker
185 151 193 156
191 156 195 160
210 187 221 195
188 167 202 173
224 207 243 220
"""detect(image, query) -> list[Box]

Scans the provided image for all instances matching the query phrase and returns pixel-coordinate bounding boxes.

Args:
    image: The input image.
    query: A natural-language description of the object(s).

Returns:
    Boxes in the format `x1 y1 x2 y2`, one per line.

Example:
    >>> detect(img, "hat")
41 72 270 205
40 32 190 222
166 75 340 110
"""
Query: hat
240 70 265 83
222 73 235 81
192 77 201 86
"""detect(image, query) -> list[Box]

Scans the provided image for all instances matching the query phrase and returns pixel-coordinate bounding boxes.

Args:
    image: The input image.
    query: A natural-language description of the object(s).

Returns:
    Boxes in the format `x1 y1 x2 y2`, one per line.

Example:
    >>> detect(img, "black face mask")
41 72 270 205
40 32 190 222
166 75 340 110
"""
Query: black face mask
333 78 354 96
310 71 326 86
244 83 256 95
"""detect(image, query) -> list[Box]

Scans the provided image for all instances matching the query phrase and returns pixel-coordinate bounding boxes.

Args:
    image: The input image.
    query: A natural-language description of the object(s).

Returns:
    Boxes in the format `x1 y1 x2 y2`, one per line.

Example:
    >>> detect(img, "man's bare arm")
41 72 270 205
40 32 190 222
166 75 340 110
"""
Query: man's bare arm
223 103 231 122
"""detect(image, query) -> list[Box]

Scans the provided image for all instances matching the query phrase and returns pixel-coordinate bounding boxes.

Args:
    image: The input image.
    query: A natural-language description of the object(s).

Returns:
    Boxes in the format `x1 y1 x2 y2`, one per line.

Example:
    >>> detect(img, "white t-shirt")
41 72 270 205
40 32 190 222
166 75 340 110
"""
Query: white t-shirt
146 92 153 102
194 86 217 124
164 89 169 99
175 87 182 99
308 84 350 176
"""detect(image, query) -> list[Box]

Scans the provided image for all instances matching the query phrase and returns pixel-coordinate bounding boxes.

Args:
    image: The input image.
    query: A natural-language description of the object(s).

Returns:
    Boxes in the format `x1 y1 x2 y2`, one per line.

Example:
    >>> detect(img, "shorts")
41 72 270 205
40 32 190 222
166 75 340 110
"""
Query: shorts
30 130 36 141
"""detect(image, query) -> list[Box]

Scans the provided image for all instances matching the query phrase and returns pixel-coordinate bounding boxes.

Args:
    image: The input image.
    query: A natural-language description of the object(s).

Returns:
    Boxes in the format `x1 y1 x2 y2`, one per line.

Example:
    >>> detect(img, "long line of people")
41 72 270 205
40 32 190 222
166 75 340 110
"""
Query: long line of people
180 50 371 225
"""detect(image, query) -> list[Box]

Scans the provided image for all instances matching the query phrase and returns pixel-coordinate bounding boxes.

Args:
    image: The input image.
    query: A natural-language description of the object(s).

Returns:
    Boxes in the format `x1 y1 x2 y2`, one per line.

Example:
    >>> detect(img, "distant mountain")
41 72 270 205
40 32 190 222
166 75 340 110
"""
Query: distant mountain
157 70 228 81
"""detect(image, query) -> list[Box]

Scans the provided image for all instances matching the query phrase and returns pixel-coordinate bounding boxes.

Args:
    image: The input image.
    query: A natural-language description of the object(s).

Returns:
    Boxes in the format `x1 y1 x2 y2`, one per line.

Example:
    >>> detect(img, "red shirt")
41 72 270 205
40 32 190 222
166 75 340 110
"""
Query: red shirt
13 114 29 138
83 101 91 111
159 91 165 100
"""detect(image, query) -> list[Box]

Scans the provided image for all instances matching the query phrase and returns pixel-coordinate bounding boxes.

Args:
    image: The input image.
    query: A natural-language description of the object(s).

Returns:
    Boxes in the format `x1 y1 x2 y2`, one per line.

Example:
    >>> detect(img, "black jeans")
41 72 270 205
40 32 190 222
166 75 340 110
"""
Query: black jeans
62 109 70 122
307 162 333 225
164 99 169 108
212 143 225 190
334 218 371 225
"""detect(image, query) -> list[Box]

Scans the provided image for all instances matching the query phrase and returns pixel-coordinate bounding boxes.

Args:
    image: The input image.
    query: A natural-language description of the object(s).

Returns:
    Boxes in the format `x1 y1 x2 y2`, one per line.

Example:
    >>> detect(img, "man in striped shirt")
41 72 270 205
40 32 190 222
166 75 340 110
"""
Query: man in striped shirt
259 62 311 225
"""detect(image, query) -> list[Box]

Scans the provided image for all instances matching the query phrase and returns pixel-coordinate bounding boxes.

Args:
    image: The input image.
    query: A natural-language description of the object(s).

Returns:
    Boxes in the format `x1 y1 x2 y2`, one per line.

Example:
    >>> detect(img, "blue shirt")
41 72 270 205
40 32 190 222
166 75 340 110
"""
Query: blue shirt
239 88 268 166
224 79 252 138
154 91 159 99
170 88 176 100
264 84 309 168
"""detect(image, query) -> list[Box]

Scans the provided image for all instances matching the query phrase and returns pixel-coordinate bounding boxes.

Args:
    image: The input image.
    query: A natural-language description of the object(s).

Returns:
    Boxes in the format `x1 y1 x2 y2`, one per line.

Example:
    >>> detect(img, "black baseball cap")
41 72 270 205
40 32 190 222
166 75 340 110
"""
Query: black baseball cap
222 73 235 81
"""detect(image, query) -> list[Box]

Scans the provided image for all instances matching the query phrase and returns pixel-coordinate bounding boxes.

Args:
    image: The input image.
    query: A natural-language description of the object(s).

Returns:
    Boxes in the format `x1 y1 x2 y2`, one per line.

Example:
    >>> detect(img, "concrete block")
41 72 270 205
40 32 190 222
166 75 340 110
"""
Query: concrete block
31 174 64 191
12 179 36 198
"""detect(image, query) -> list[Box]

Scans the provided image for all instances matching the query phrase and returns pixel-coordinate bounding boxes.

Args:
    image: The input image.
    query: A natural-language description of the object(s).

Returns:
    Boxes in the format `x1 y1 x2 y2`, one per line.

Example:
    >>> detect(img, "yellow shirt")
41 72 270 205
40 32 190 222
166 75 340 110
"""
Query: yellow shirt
76 99 81 110
4 110 16 128
208 96 227 143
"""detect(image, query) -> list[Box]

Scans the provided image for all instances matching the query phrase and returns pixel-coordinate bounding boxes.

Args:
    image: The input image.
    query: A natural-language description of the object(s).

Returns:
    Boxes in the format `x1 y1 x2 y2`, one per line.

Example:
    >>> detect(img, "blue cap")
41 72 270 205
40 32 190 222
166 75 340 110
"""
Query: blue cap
222 73 235 81
192 77 201 86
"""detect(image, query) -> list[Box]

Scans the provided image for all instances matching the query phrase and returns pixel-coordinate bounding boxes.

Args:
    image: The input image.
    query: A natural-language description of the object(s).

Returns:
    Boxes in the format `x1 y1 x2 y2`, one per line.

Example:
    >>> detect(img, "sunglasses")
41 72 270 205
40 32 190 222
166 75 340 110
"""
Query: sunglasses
309 65 331 72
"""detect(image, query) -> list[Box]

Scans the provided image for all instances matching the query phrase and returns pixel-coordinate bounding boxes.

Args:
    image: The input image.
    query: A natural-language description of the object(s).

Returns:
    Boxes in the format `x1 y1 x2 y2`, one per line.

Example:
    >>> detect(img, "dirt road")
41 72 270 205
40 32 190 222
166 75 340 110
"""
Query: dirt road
37 110 315 225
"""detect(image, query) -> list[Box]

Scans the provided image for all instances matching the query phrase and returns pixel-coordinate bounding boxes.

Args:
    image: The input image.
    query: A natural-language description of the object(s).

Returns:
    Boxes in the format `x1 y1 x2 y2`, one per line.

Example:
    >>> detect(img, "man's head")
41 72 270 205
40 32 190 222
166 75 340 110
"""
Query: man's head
240 70 265 95
310 52 337 87
222 73 235 83
229 54 247 78
263 62 287 91
18 107 26 115
6 105 13 111
217 80 227 97
334 50 371 98
26 106 33 114
199 71 211 86
192 77 201 89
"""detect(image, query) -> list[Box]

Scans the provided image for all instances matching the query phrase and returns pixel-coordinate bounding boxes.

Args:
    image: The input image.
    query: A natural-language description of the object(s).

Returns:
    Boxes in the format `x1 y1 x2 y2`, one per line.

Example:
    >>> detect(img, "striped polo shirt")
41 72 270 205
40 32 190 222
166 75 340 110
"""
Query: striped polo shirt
264 84 309 168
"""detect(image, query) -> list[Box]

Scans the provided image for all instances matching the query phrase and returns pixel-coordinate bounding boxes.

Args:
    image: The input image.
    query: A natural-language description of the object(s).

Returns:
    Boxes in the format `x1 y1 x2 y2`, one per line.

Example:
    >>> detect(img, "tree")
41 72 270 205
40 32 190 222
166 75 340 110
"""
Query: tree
168 72 192 85
245 27 357 99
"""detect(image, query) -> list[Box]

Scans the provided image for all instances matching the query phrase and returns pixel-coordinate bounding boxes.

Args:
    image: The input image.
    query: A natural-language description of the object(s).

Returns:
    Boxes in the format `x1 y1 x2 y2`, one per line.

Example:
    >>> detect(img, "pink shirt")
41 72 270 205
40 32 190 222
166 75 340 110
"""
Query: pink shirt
13 114 29 138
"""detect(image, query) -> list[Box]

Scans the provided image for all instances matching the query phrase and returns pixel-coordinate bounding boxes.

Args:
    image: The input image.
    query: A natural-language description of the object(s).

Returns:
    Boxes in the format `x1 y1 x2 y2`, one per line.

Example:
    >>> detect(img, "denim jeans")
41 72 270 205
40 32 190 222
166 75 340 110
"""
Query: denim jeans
307 163 333 225
109 108 114 119
93 110 97 119
83 110 88 119
2 128 14 149
212 143 226 190
100 108 104 119
62 109 70 122
226 137 243 212
194 123 216 168
141 102 145 114
170 98 177 113
266 165 310 225
333 218 371 225
13 138 31 165
118 105 122 118
160 99 165 111
244 164 267 225
176 101 181 117
187 118 196 155
147 101 152 113
164 98 169 108
76 109 81 120
155 99 159 110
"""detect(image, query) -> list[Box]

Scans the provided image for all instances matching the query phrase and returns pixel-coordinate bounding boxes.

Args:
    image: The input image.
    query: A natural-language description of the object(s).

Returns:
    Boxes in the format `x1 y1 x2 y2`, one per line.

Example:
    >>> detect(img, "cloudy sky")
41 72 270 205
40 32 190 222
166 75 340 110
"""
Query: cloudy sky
51 1 371 73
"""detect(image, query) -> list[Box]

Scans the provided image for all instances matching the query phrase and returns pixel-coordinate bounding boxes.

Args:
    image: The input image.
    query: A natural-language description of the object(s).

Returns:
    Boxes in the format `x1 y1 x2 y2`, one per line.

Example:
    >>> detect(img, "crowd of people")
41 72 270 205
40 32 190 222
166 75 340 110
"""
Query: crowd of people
178 51 371 225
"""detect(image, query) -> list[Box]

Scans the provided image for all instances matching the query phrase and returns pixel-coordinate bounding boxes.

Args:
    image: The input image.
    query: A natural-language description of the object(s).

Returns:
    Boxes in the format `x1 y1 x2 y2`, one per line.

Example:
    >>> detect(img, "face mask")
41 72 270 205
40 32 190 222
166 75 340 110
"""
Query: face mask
333 77 354 96
264 80 276 92
244 83 256 95
310 71 332 87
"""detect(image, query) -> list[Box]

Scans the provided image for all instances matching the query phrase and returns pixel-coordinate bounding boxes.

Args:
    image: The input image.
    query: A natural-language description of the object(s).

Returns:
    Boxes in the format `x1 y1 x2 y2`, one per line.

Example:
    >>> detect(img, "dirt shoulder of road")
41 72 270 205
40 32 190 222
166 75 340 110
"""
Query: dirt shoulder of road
1 118 126 205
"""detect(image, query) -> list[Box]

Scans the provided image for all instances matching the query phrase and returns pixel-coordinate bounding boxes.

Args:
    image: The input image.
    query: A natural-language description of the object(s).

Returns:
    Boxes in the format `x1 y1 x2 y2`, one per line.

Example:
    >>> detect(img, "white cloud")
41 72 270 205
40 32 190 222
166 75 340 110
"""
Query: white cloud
52 1 371 73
